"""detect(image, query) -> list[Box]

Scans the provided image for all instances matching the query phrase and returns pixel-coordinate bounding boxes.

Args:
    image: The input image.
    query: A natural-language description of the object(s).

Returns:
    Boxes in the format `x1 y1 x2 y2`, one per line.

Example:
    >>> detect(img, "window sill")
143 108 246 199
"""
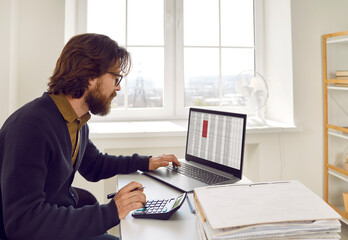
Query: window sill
88 119 302 139
89 120 188 139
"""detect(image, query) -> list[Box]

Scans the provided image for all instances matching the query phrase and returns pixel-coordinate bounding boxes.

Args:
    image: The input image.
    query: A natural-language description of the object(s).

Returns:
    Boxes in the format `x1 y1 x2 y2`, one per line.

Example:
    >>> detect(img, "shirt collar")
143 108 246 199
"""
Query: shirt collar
49 93 91 125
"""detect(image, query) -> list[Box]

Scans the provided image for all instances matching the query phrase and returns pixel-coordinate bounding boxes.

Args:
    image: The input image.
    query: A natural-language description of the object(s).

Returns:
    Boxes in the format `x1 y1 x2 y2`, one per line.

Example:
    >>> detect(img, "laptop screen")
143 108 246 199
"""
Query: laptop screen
186 108 246 178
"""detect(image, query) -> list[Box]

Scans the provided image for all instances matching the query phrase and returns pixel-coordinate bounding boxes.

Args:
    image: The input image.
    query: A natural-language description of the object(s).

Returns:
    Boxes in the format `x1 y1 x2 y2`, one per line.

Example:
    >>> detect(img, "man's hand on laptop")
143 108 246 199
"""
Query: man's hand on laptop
149 154 181 170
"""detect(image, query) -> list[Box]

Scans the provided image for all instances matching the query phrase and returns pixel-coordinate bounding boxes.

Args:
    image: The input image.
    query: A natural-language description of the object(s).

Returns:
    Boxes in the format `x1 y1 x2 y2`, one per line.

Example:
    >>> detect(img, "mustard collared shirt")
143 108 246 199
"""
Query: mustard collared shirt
50 94 91 165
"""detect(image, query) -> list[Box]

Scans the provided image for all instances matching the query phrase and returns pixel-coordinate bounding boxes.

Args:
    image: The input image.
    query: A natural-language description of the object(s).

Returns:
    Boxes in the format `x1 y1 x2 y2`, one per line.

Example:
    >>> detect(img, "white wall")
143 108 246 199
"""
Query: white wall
0 0 12 125
243 0 348 197
288 0 348 196
264 0 294 125
17 0 65 106
0 0 65 120
0 0 18 125
2 0 348 202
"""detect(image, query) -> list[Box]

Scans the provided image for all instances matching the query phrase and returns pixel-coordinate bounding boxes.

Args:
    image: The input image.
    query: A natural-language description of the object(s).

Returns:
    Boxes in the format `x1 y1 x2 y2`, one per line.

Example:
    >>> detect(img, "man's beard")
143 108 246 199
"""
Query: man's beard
84 81 116 116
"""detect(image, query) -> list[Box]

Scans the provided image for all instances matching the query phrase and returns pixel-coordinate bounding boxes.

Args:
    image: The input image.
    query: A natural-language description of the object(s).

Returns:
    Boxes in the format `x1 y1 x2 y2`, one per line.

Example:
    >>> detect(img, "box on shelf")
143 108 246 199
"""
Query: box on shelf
336 70 348 77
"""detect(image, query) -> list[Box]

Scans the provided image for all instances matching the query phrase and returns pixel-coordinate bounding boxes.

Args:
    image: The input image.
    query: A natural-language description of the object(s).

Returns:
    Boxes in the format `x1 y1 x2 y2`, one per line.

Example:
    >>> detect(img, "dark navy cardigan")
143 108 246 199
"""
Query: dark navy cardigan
0 93 149 240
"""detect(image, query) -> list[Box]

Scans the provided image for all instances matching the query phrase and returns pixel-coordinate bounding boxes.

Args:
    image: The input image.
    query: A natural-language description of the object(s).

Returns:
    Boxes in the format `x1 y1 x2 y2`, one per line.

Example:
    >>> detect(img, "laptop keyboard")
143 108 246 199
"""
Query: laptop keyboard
167 162 232 185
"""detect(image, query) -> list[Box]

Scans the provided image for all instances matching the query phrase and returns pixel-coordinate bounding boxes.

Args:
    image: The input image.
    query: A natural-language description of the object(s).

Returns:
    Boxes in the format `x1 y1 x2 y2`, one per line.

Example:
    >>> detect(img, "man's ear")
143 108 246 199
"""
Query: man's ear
88 78 98 89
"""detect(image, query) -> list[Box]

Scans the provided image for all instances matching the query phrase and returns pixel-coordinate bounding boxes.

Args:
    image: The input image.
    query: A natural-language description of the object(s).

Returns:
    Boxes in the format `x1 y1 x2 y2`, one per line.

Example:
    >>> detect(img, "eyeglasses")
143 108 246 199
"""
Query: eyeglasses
108 72 123 87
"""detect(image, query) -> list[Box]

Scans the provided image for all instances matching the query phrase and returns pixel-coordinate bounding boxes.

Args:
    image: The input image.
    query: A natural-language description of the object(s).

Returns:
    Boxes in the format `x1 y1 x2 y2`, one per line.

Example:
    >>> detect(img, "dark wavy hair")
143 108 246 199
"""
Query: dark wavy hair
48 33 131 98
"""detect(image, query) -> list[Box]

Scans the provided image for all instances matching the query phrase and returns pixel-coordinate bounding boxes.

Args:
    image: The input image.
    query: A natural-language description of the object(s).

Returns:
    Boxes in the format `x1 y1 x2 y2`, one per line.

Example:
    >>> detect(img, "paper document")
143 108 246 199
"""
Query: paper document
195 214 340 240
194 181 341 230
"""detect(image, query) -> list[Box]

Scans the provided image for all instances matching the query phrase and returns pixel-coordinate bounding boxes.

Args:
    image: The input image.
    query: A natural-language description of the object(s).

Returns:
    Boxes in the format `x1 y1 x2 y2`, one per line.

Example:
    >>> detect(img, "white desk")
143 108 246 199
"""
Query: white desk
117 171 250 240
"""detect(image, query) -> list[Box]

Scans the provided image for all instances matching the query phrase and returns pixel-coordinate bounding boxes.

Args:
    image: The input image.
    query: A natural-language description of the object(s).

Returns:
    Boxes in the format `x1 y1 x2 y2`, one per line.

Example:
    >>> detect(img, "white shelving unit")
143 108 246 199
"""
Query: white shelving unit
323 31 348 223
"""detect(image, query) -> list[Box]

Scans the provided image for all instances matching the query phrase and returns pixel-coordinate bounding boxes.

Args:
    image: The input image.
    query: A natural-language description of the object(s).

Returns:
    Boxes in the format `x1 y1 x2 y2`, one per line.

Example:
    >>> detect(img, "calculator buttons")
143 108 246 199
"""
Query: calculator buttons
131 193 187 220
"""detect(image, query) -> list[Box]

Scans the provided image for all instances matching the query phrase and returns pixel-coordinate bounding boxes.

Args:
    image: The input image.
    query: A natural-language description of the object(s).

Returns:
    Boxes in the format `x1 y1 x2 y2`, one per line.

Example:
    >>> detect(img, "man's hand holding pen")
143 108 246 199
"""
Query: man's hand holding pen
113 181 146 219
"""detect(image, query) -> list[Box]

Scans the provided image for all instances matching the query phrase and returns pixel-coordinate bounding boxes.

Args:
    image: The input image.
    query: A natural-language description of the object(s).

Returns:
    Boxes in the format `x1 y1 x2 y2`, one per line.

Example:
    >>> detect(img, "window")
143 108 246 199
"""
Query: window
77 0 260 120
183 0 254 108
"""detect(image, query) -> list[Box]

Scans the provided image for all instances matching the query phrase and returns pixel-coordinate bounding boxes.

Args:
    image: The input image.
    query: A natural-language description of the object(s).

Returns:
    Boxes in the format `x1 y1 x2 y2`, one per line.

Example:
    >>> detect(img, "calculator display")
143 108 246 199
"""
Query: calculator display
173 196 183 209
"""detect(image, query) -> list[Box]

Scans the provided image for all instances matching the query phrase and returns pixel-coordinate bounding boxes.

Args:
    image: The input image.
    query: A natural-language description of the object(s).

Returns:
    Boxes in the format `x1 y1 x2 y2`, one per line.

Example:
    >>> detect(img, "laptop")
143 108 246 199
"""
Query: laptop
143 107 247 193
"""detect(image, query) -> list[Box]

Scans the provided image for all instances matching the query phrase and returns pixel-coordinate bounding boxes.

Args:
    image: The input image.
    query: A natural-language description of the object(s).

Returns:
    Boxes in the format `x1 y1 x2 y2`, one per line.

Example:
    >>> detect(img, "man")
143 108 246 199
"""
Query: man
0 33 180 240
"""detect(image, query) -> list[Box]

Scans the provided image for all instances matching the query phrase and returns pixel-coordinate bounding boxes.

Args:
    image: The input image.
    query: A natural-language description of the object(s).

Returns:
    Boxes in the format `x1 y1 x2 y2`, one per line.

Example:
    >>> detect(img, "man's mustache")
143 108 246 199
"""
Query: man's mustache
110 91 117 99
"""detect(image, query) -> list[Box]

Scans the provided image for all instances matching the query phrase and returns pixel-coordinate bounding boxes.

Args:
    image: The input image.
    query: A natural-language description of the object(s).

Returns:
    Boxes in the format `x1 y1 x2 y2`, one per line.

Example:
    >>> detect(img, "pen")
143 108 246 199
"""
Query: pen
107 186 145 199
186 194 196 214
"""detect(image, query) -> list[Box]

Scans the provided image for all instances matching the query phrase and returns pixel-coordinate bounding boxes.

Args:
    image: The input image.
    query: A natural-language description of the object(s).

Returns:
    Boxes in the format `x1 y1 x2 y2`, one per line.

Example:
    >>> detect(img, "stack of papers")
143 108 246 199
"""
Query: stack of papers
193 181 342 239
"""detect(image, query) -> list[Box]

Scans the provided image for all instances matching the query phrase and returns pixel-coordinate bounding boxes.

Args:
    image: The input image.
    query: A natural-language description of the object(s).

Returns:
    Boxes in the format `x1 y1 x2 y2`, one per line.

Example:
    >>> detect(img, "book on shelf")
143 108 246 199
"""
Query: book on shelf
193 180 342 240
336 76 348 80
334 83 348 87
336 70 348 77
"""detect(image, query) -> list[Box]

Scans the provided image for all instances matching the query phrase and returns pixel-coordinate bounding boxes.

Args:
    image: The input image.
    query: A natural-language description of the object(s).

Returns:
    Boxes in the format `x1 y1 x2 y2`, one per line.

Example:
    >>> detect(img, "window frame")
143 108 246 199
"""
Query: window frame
73 0 264 121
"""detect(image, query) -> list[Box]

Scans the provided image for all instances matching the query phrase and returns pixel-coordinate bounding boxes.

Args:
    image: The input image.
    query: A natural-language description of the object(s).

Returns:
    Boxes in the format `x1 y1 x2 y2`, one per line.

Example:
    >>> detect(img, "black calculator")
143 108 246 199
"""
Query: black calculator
131 193 187 220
